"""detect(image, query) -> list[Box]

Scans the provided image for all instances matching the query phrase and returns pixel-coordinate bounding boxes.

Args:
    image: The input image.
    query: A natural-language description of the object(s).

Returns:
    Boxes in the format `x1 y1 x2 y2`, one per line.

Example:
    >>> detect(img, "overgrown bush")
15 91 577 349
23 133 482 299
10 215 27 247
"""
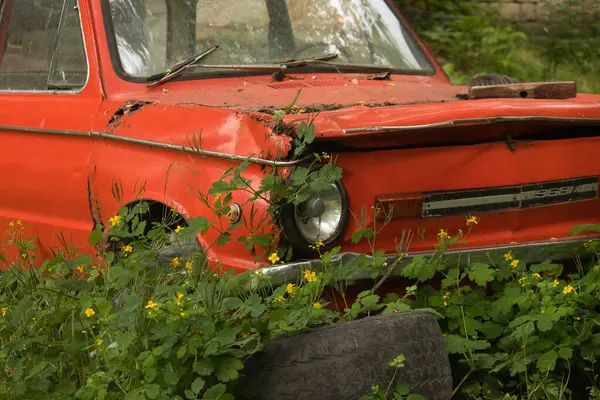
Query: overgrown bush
1 113 600 398
397 0 600 93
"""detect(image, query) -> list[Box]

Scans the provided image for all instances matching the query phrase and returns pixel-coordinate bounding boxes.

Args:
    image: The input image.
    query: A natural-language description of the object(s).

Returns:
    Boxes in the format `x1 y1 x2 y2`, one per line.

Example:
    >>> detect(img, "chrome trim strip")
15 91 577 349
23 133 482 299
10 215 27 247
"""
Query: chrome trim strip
422 177 599 217
0 125 312 167
254 237 597 287
424 183 598 211
343 117 600 134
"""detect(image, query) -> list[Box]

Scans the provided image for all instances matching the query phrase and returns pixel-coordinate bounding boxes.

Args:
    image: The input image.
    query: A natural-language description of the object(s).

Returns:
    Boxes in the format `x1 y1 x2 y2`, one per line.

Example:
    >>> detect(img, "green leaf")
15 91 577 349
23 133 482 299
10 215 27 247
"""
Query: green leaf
360 294 382 311
203 384 234 400
116 332 135 350
395 381 410 395
88 228 104 245
145 369 157 383
214 356 244 382
530 260 562 274
191 377 205 394
444 335 490 354
193 358 214 376
402 256 436 281
407 394 426 400
224 297 244 310
254 234 271 247
182 216 213 238
536 315 554 332
571 223 600 235
144 384 160 399
177 345 187 360
142 354 155 368
537 350 558 371
97 299 112 316
558 347 573 360
468 262 496 286
216 232 231 246
290 167 310 186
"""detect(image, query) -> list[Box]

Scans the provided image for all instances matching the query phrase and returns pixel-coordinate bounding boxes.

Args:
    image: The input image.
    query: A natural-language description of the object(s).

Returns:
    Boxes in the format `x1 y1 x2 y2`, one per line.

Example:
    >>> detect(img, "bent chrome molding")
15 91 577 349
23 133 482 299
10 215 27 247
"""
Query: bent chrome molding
0 126 312 167
254 237 598 287
343 116 600 134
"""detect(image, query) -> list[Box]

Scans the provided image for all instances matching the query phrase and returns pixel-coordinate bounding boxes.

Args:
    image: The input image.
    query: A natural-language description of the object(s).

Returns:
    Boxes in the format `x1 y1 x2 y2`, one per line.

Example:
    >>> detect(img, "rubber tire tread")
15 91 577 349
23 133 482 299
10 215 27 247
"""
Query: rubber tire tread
236 311 453 400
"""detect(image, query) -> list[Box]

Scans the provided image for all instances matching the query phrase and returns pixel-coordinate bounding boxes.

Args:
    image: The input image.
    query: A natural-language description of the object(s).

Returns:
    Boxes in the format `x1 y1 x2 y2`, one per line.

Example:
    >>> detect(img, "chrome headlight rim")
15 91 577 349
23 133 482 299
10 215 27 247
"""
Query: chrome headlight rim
280 170 349 255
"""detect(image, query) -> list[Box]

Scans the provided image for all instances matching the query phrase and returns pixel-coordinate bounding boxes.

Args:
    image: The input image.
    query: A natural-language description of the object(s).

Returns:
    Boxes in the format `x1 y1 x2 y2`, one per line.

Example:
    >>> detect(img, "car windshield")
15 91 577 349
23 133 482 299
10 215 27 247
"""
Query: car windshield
105 0 434 79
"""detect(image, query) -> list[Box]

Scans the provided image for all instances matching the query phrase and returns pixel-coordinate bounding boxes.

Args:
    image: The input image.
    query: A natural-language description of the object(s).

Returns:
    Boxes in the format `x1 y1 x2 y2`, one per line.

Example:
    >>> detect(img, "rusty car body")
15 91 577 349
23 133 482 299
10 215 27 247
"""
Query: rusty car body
1 0 600 284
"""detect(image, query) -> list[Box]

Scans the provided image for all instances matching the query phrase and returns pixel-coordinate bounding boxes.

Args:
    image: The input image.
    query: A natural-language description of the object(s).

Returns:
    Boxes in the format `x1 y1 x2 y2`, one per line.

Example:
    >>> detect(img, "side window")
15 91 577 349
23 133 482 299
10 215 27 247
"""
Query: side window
0 0 87 91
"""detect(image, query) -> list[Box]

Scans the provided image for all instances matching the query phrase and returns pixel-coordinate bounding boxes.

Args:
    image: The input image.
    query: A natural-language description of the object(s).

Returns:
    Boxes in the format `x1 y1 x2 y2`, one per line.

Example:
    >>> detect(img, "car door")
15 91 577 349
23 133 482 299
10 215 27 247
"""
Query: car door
0 0 101 266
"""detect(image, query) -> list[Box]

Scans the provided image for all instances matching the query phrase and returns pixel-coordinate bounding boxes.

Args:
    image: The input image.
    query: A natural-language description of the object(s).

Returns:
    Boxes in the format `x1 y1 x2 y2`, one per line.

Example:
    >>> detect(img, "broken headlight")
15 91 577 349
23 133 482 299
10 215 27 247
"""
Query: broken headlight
281 171 349 251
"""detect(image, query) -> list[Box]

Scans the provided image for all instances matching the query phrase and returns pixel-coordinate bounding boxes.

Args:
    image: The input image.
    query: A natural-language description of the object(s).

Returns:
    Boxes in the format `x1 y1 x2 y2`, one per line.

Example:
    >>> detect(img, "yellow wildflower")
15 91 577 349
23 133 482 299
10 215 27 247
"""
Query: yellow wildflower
122 245 133 254
96 339 103 346
145 300 159 310
532 273 542 280
84 308 95 318
176 292 184 306
109 215 121 227
321 152 330 160
175 225 183 234
255 269 264 277
443 292 451 306
504 250 513 261
466 216 479 226
180 312 185 317
16 220 21 225
272 296 285 304
185 261 193 271
214 192 222 200
511 259 519 268
553 279 560 288
371 205 382 215
1 307 8 317
563 285 576 295
303 270 317 282
575 316 581 321
76 265 85 274
313 302 321 310
170 257 181 269
8 221 13 228
518 276 527 286
437 229 449 240
268 252 280 264
286 283 296 295
314 240 324 248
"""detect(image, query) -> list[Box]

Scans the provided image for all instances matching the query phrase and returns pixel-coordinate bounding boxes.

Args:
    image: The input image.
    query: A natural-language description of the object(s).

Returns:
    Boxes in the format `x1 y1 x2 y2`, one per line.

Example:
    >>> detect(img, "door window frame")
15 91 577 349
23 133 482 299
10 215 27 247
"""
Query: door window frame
0 0 90 94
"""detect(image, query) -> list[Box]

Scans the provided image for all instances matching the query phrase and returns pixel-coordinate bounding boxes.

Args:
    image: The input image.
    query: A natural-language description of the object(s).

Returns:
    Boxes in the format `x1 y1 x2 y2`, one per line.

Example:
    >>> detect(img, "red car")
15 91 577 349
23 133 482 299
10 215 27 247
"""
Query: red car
1 0 599 283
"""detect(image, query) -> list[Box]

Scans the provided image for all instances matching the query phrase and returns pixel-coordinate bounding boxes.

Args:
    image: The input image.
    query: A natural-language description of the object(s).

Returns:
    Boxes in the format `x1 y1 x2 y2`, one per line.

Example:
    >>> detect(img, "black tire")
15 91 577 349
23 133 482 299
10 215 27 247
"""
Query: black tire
236 311 453 400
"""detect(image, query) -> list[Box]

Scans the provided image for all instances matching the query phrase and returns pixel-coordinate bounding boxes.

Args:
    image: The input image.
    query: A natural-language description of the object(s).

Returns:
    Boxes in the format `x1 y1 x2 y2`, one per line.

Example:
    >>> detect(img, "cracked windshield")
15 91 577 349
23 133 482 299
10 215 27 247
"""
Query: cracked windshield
107 0 433 78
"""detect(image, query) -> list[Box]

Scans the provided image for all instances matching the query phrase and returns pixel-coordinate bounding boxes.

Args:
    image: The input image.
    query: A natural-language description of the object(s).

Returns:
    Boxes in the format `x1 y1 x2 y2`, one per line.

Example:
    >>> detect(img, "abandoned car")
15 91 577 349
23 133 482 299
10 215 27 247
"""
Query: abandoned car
1 0 600 284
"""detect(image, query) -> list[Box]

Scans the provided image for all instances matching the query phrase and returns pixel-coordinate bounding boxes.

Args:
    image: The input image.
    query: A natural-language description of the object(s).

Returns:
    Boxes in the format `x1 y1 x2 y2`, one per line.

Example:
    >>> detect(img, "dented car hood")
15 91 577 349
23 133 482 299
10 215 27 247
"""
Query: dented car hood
112 74 465 111
100 74 600 160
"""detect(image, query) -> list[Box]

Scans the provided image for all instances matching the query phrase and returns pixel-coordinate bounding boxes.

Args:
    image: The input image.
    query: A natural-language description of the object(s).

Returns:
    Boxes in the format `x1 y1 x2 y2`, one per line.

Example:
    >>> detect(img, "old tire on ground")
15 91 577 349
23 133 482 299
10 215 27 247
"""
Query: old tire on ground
236 311 453 400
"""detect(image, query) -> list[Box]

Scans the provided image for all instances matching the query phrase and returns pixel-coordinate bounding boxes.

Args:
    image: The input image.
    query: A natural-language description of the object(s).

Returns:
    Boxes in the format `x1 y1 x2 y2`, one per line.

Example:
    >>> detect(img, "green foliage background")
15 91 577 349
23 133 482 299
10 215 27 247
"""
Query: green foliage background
397 0 600 93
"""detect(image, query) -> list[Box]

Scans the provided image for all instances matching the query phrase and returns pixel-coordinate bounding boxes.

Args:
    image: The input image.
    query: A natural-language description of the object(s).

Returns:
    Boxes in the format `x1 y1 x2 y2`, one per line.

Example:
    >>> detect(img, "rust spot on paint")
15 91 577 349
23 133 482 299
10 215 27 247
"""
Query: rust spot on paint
107 100 154 131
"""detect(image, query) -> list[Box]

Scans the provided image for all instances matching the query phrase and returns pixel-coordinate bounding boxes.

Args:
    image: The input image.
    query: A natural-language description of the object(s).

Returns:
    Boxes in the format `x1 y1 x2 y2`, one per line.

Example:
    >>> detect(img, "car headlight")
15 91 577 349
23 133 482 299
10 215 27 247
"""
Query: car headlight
281 171 349 252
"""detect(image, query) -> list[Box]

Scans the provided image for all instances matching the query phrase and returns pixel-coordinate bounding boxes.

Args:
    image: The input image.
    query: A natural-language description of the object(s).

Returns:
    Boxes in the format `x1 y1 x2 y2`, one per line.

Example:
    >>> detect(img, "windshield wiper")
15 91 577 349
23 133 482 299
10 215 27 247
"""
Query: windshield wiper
147 45 219 87
183 54 394 74
148 52 396 83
